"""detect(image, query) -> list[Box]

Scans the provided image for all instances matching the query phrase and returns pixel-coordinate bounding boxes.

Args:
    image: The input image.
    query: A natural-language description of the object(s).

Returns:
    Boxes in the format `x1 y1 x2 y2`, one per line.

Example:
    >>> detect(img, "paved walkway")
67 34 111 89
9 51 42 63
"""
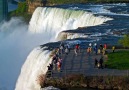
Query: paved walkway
50 49 129 77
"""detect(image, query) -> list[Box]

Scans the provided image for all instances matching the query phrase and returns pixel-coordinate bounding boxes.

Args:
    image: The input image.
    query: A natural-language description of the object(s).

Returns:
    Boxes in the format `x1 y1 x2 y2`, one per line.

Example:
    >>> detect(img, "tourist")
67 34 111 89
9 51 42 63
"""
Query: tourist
47 65 51 71
87 47 90 55
94 58 98 68
74 44 79 56
99 57 103 69
100 44 103 53
98 48 101 54
90 47 92 53
57 59 61 72
102 48 106 55
55 48 60 56
52 54 57 62
94 43 98 55
59 45 64 55
49 63 53 70
97 62 100 69
47 64 52 77
66 43 70 52
112 46 115 53
65 46 69 55
89 43 92 54
104 43 107 50
59 42 65 55
52 56 57 71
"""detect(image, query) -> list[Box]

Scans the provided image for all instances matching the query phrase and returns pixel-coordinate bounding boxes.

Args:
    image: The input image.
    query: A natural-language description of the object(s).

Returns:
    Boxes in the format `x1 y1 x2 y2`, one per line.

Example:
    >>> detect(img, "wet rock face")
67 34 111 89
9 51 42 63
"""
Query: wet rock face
57 32 68 41
57 31 91 41
27 0 56 14
27 1 43 14
57 31 79 41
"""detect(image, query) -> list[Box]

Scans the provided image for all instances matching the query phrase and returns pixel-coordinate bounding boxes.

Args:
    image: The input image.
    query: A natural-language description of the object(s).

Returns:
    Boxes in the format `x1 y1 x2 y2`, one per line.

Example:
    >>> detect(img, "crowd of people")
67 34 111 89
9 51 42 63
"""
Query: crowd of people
47 42 71 75
47 42 116 75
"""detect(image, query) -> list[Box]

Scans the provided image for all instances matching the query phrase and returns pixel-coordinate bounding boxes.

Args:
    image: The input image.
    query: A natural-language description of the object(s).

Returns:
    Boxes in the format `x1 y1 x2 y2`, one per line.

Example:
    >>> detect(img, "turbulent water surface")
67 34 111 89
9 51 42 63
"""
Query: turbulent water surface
0 3 129 90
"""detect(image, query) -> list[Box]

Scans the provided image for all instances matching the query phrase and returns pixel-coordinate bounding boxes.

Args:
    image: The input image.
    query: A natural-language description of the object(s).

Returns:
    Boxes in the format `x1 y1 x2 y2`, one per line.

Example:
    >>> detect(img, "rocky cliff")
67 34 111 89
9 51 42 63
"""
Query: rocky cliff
27 0 44 14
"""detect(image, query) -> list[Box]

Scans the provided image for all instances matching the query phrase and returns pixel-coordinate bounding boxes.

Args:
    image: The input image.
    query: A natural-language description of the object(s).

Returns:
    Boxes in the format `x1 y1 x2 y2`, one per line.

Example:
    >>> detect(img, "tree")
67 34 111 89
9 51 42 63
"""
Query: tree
119 34 129 48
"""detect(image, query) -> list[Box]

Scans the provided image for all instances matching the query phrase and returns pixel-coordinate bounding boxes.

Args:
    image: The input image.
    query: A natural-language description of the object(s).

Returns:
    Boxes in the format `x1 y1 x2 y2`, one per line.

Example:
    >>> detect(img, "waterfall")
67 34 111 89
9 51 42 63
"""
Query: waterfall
15 7 112 90
15 47 52 90
29 7 112 41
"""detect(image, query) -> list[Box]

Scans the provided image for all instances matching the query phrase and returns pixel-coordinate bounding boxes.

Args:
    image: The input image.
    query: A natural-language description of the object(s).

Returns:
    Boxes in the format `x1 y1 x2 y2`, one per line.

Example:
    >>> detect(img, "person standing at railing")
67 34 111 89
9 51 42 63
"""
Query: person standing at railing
59 42 65 55
57 61 61 72
74 44 80 56
57 57 62 72
100 44 103 53
66 43 70 52
104 43 107 50
102 47 106 55
112 46 115 53
52 59 57 70
94 58 98 68
93 43 98 55
65 46 69 55
47 64 52 77
87 47 90 55
52 54 59 70
89 43 92 54
99 57 103 69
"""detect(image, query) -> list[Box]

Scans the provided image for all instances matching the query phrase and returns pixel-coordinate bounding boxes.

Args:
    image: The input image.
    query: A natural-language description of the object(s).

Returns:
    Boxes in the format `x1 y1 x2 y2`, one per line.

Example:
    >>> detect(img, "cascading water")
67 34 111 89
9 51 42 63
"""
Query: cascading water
15 47 52 90
14 7 113 90
29 7 112 40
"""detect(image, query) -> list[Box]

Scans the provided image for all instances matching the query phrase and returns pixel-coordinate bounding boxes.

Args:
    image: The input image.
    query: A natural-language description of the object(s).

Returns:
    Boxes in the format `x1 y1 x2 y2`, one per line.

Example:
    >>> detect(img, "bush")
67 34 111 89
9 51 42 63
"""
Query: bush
119 34 129 48
9 1 32 23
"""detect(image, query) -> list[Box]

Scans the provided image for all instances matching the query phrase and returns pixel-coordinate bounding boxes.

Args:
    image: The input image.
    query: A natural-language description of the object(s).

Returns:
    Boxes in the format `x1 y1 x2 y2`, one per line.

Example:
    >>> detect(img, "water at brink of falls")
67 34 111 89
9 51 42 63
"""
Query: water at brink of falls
0 3 129 90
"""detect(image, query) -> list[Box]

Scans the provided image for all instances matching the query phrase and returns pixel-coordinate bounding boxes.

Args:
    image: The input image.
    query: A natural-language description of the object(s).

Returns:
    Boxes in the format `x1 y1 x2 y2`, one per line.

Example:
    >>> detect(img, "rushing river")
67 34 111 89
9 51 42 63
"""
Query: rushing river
0 3 129 90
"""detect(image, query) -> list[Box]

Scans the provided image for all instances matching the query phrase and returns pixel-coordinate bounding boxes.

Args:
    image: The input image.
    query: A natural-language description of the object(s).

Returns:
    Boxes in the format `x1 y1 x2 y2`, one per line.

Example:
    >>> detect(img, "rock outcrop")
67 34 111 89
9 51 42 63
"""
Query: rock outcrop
27 0 48 14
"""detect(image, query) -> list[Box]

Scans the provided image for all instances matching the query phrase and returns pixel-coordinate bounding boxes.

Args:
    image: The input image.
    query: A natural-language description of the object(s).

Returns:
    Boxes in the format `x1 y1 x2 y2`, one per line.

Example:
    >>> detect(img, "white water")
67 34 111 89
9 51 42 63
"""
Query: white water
29 7 112 40
15 7 112 90
15 47 52 90
0 6 112 90
0 17 54 90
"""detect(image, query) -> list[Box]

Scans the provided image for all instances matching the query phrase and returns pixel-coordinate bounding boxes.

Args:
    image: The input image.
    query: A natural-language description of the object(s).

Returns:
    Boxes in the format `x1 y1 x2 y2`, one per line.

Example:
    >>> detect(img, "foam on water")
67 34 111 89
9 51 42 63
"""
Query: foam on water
15 7 112 90
0 6 113 90
29 7 112 40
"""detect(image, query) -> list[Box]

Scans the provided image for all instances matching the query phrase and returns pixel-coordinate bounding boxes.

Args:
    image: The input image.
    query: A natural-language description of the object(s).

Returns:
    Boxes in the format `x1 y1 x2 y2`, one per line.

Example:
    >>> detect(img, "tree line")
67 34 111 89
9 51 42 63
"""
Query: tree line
27 0 129 4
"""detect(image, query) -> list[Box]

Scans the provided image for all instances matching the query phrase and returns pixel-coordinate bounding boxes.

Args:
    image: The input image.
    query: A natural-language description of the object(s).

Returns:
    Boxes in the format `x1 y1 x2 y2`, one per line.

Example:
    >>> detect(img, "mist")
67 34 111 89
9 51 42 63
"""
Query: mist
0 6 112 90
0 17 51 90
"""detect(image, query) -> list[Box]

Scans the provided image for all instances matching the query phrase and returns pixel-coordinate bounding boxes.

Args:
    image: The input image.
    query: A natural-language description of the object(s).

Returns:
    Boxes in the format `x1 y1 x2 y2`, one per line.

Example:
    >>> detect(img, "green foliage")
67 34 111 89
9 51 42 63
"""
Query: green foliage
105 51 129 70
119 34 129 48
16 2 27 14
9 1 32 23
47 0 129 4
48 0 89 4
